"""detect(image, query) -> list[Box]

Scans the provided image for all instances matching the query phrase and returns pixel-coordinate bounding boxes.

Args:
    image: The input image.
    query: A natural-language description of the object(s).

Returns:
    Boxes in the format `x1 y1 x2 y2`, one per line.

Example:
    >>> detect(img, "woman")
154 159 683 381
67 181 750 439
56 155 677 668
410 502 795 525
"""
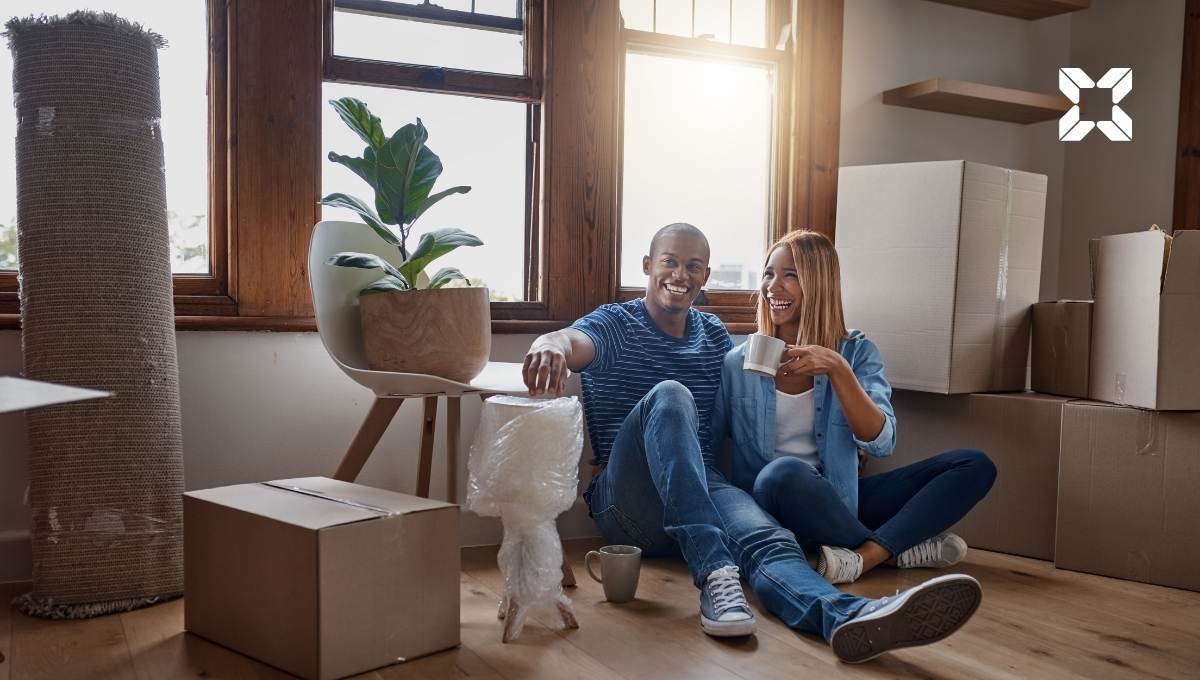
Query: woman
712 230 997 584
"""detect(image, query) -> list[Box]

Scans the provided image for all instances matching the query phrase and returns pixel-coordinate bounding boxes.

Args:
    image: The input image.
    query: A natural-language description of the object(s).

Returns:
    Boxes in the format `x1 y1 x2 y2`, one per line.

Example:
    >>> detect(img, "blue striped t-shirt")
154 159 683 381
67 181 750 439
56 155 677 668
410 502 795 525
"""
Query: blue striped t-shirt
571 299 732 466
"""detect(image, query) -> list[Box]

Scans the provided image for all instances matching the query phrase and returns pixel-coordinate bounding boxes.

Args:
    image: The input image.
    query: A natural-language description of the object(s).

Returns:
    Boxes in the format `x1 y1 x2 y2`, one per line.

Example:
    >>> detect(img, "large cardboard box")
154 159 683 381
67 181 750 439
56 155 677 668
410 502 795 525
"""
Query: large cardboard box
184 477 460 680
1089 229 1200 410
1056 402 1200 592
837 160 1046 394
866 391 1069 560
1031 301 1092 398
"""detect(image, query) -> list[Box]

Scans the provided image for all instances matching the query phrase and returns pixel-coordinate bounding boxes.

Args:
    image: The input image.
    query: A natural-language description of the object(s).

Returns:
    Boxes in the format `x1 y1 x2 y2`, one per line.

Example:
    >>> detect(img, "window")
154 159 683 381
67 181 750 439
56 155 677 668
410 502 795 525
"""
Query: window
618 1 786 295
325 0 541 304
0 0 211 275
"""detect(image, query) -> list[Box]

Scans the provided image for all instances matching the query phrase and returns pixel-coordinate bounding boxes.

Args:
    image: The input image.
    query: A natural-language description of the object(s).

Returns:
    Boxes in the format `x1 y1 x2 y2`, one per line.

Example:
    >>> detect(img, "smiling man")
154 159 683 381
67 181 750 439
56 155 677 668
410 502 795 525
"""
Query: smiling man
522 222 756 638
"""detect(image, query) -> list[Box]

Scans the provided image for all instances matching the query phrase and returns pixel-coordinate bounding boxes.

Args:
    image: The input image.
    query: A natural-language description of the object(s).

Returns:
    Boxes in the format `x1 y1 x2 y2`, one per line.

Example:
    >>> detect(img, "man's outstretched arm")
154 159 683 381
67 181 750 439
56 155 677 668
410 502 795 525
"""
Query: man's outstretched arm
522 328 595 396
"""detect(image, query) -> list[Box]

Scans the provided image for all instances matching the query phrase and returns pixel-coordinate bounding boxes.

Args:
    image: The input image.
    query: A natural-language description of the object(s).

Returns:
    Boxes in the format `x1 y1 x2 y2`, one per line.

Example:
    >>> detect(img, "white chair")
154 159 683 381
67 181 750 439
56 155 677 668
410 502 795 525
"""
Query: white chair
308 220 528 501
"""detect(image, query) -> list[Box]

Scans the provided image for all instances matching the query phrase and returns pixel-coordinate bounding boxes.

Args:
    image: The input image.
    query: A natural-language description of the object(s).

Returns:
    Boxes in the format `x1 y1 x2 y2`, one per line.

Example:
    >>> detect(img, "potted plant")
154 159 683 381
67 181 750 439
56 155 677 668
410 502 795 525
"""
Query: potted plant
322 97 490 382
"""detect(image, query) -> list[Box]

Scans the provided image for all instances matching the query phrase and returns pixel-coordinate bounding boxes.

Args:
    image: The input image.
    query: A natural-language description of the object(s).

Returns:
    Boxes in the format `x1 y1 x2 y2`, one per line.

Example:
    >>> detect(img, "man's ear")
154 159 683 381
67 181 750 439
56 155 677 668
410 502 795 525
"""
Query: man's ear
643 255 651 275
699 265 712 288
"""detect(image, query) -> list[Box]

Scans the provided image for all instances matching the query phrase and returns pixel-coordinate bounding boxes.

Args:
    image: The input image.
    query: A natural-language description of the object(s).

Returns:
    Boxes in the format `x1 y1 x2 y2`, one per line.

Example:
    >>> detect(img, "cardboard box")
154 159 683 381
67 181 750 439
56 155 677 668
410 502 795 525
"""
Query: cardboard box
1056 402 1200 592
837 160 1046 393
1031 301 1092 398
866 391 1069 560
184 477 460 680
1089 229 1200 410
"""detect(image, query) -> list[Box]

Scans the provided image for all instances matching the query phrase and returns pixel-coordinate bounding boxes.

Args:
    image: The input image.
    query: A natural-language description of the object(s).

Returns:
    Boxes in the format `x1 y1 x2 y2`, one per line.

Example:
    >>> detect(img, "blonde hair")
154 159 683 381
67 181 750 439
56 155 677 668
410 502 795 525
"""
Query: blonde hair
755 230 848 351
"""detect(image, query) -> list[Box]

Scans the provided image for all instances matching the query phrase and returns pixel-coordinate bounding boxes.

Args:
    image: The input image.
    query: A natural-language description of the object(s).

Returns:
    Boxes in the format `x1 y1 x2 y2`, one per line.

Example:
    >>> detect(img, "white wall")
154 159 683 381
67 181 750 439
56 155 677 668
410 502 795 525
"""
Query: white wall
1057 0 1184 299
0 330 601 582
840 0 1072 300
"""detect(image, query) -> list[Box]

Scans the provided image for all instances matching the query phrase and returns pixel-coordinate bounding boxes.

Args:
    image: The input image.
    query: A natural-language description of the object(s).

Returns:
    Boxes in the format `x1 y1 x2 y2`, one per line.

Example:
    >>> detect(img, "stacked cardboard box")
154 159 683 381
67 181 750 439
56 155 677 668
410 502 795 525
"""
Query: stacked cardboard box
1049 229 1200 591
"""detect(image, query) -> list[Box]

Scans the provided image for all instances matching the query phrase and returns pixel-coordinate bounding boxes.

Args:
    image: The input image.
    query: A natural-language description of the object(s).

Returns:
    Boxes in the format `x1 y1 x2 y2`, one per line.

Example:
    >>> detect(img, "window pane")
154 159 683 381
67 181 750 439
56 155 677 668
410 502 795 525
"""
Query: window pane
732 0 768 48
334 8 524 76
693 0 731 43
620 0 654 31
474 0 521 18
655 0 692 38
322 84 528 302
0 1 209 274
621 51 774 291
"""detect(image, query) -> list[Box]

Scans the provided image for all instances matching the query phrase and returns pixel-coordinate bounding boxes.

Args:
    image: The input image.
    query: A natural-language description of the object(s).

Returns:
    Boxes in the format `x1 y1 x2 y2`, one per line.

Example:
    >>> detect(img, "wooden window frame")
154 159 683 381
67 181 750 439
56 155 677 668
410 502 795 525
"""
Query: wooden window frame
0 0 237 326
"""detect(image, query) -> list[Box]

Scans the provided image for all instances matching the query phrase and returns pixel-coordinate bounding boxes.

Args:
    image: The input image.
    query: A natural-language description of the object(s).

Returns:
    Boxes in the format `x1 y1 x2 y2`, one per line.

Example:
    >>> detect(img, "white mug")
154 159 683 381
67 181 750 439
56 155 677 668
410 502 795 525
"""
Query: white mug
743 334 787 376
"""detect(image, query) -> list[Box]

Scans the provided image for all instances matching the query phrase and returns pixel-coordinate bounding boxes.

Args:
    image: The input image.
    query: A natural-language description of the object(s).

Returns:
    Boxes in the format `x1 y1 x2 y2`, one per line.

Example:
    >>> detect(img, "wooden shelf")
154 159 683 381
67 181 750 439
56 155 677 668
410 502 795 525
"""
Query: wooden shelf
882 78 1073 124
923 0 1089 20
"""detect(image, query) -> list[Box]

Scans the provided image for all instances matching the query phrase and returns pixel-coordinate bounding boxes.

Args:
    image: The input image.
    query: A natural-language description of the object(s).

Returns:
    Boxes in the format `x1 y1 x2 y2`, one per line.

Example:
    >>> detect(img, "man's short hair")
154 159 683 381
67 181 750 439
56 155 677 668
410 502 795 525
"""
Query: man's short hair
649 222 710 259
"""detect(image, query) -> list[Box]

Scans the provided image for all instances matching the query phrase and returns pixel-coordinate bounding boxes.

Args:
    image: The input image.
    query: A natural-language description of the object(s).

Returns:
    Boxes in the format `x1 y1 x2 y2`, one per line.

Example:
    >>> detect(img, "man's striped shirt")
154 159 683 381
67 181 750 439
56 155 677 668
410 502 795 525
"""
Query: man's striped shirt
571 298 732 466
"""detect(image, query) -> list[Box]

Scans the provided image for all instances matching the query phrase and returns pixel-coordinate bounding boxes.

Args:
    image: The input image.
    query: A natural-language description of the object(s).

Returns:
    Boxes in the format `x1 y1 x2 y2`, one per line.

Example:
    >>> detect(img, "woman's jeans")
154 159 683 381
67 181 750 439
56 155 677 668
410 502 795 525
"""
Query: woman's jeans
753 449 998 557
584 380 870 640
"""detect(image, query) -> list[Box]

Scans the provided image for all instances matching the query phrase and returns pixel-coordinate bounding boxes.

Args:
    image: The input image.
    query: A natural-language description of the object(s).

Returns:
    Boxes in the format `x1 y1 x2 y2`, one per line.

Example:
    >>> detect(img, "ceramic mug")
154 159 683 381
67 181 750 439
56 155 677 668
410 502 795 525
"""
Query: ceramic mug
585 544 642 603
743 333 787 376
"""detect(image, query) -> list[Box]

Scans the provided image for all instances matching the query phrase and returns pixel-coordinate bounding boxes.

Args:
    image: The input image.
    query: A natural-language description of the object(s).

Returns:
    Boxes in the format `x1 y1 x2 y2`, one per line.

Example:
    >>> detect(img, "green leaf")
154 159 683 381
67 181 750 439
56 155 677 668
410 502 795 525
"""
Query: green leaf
325 251 408 286
330 98 386 150
376 120 443 225
410 185 471 224
398 228 483 284
319 193 398 246
427 266 466 289
361 274 411 294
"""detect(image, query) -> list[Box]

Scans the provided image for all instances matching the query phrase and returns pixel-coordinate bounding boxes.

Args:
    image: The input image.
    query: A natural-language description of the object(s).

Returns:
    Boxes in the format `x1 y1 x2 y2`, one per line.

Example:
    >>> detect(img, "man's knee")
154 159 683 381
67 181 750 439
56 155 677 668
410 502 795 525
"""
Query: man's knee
753 457 823 505
645 380 697 419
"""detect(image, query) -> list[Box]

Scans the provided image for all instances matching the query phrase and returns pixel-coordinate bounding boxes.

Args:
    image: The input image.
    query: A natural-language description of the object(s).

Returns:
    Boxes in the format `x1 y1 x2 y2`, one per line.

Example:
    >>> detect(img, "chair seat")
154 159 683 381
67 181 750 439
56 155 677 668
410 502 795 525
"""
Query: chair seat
344 361 529 398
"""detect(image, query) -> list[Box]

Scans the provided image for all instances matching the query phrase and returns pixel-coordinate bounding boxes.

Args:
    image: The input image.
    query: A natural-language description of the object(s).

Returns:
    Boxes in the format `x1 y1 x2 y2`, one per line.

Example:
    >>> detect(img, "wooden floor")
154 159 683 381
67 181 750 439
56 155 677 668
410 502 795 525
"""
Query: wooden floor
1 538 1198 680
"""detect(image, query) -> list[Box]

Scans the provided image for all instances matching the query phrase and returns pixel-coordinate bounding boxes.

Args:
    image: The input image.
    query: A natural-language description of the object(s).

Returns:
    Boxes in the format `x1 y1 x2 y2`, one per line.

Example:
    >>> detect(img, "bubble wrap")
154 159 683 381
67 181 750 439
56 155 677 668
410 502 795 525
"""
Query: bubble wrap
466 396 583 640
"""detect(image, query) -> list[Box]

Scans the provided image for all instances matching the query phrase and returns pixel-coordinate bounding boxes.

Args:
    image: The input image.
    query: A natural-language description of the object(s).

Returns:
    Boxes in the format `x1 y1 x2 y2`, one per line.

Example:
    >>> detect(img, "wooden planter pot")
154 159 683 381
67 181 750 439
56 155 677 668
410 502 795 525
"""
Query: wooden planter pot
358 286 491 382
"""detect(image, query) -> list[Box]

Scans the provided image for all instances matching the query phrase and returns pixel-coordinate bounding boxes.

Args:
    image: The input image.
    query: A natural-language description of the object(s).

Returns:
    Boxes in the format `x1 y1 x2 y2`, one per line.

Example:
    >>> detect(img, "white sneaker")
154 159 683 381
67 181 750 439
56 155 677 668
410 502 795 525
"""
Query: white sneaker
816 545 863 584
699 566 757 637
895 533 968 569
830 573 982 663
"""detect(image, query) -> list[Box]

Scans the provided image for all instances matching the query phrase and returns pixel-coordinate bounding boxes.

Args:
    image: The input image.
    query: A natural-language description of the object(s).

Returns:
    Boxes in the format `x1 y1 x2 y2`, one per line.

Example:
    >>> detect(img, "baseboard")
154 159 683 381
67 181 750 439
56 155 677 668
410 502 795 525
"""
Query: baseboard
0 529 31 583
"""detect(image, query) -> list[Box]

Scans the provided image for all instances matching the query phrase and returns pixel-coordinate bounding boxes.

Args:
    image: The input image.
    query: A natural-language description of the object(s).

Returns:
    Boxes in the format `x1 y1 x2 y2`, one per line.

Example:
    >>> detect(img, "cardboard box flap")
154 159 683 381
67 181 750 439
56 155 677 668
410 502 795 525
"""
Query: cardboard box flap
272 477 455 516
186 483 385 530
1163 229 1200 294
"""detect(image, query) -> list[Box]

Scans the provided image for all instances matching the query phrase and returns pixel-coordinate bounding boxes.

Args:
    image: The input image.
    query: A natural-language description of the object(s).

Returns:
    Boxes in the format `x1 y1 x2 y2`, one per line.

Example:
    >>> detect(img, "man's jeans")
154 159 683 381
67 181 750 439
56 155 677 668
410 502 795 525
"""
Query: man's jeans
583 380 736 588
584 380 868 640
753 449 998 557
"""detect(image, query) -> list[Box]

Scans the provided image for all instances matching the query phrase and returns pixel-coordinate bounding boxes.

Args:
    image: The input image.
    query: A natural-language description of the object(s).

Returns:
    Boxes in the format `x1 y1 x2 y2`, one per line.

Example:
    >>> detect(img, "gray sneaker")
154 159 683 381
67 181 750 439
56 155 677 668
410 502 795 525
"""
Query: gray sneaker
816 545 864 584
830 573 982 663
895 533 968 569
699 566 757 637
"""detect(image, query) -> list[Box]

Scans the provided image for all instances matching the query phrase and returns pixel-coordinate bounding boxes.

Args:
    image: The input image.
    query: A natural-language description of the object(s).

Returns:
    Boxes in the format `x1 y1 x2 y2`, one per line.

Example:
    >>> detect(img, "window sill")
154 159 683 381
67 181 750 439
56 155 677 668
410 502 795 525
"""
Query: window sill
0 314 576 334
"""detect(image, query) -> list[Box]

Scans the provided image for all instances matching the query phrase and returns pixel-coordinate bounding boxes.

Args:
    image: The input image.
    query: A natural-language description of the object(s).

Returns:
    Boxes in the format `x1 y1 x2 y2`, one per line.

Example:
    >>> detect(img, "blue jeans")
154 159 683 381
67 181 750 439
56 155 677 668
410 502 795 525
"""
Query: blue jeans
753 449 997 557
707 469 868 641
583 380 737 587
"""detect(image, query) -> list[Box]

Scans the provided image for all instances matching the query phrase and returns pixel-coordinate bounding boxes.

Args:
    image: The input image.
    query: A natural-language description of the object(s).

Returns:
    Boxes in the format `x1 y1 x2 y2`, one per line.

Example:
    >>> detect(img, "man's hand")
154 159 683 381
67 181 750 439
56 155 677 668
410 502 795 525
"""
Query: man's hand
780 345 850 378
523 344 569 396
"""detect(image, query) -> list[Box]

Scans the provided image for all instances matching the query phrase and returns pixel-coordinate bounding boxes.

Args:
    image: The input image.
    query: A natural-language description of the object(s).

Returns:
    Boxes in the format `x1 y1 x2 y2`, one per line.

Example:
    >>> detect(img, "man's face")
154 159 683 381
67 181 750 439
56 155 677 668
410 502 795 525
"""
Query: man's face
642 232 711 313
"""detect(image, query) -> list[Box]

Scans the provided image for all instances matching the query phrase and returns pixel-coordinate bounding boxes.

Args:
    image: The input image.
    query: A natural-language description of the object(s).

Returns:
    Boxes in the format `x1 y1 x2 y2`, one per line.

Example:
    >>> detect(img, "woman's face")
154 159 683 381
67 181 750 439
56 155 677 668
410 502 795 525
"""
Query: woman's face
761 245 803 327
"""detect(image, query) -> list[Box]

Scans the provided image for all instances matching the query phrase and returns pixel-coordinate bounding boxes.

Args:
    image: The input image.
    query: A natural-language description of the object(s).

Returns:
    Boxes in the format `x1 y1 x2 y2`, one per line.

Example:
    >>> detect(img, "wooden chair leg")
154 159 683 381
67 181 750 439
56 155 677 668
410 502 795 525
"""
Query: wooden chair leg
561 554 577 587
446 396 461 503
333 397 403 482
416 396 438 498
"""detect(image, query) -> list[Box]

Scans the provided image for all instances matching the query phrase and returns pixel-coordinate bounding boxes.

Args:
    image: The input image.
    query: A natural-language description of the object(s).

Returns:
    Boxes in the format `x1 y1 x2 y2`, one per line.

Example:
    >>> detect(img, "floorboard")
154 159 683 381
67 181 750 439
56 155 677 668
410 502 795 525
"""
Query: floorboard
2 540 1198 680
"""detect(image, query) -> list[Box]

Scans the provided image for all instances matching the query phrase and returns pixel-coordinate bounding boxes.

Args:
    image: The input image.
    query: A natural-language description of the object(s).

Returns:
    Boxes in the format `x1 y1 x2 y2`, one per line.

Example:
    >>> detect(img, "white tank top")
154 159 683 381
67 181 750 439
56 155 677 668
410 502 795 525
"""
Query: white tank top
775 388 820 467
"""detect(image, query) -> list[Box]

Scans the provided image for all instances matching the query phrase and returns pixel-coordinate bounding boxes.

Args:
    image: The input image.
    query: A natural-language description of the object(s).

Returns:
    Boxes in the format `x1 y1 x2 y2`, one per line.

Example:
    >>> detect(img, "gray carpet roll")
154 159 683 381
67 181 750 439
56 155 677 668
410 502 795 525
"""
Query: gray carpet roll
6 12 184 618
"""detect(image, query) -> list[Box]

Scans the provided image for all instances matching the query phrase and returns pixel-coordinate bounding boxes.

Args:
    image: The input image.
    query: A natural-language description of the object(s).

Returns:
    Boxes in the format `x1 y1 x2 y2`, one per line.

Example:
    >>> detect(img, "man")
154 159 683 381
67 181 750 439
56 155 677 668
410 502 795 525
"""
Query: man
523 224 982 661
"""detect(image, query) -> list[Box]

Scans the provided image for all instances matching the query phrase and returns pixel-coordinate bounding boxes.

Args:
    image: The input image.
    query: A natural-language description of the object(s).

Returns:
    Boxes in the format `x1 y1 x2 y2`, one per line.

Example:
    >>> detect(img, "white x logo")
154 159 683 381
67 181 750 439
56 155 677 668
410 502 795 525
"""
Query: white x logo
1059 67 1132 141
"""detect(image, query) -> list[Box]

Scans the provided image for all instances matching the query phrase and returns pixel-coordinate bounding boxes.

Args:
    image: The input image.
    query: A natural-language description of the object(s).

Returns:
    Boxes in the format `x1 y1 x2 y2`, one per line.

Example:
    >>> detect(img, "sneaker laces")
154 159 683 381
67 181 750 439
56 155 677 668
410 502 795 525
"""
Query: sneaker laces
897 536 941 569
706 566 748 616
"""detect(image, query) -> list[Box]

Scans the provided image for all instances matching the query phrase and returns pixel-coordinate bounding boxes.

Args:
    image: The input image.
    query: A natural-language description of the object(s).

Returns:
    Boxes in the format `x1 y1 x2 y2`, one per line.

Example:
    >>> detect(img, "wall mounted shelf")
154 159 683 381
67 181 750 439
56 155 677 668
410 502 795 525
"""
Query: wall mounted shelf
923 0 1090 21
882 78 1073 124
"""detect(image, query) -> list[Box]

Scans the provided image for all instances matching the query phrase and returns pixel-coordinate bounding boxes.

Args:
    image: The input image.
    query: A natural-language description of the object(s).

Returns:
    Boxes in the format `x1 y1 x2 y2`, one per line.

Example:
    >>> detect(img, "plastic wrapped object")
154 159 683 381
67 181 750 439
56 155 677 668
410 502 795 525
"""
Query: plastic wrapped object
466 395 583 641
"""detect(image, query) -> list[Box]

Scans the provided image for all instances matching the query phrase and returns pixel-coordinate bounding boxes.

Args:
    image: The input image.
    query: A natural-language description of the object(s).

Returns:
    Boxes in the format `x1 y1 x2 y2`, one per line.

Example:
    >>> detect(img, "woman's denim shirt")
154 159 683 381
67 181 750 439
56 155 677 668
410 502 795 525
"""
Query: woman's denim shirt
709 329 897 516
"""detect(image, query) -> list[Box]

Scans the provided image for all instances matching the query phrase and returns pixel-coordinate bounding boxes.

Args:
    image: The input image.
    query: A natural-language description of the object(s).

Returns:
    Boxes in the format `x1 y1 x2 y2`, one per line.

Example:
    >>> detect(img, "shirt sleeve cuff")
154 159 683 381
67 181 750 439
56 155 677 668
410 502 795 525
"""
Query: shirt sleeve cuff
853 416 894 457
